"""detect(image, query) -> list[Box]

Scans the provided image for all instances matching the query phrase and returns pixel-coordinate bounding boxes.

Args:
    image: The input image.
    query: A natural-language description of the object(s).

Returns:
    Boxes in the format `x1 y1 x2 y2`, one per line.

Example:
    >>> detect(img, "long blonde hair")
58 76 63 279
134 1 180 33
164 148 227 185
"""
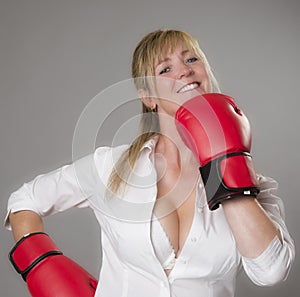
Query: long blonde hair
107 29 220 194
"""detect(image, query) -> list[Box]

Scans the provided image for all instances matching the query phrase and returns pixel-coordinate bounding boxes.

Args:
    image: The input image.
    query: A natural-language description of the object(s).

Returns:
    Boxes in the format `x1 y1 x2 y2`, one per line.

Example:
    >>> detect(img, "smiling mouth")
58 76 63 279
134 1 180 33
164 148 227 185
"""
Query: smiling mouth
177 82 200 93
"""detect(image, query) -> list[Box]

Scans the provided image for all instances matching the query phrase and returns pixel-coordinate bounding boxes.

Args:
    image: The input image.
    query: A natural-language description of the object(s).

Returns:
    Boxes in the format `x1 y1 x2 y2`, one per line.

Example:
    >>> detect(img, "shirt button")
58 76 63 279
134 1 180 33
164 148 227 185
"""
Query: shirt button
180 258 187 264
191 237 197 243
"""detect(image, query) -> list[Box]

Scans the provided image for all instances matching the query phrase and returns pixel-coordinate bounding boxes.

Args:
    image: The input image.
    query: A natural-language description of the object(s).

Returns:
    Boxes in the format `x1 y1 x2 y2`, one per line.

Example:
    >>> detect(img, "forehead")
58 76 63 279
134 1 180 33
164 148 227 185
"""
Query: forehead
155 41 196 65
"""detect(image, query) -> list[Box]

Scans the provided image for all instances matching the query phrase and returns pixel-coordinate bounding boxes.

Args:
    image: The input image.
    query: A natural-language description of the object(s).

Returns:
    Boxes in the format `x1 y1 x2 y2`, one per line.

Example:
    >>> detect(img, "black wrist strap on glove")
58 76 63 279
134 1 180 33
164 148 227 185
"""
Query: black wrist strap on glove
9 232 63 281
200 152 260 210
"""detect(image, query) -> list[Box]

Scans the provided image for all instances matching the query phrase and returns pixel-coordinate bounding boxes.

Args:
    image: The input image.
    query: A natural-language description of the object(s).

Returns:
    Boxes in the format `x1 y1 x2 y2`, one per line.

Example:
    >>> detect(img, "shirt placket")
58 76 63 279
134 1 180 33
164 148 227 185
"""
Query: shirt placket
168 179 205 284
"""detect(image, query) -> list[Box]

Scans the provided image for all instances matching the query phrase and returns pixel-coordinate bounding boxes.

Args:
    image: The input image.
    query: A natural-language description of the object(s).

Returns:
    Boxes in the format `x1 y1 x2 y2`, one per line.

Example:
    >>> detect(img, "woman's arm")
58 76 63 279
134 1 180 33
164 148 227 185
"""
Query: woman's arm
222 176 295 286
222 197 281 258
9 210 44 242
8 210 98 296
5 154 97 237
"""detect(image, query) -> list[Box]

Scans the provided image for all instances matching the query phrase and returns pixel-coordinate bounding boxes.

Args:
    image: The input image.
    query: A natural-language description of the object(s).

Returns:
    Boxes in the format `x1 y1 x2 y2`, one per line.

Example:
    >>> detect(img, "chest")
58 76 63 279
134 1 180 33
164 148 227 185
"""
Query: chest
94 147 239 279
153 163 199 256
98 199 239 280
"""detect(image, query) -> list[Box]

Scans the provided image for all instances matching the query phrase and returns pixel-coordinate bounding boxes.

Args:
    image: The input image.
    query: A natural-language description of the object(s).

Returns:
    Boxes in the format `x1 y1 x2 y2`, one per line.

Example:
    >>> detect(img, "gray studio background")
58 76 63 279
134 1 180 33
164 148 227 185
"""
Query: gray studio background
0 0 299 296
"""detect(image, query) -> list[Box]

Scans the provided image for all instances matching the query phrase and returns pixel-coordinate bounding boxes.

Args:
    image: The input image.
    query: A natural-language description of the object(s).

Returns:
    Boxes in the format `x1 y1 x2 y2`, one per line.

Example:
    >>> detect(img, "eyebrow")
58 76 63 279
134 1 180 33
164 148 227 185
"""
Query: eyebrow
156 49 191 67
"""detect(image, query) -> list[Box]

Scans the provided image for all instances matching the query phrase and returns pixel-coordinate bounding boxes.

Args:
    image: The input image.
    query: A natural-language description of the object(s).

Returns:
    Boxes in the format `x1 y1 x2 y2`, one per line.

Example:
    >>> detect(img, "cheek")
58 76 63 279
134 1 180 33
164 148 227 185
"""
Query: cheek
155 77 175 98
199 67 212 92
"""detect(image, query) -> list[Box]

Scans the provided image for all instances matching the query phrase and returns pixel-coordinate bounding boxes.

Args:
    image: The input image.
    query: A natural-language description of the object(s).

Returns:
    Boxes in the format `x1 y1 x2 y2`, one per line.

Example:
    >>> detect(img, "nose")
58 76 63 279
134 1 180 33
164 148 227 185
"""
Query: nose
177 63 193 79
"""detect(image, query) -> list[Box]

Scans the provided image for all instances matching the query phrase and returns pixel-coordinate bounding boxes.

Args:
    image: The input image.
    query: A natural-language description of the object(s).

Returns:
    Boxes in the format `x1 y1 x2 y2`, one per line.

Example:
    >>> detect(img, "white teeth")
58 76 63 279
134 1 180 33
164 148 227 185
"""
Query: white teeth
178 82 199 93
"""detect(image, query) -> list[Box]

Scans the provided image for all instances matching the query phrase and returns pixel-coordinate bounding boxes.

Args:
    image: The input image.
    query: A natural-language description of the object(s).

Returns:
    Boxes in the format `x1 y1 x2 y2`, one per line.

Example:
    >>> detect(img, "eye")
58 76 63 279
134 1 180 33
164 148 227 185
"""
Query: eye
159 67 170 75
186 57 199 63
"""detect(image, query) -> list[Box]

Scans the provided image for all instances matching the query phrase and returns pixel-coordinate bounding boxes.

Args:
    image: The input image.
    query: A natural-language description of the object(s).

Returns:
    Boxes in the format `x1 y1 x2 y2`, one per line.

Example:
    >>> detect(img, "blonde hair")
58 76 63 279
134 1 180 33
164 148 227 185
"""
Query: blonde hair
107 29 220 195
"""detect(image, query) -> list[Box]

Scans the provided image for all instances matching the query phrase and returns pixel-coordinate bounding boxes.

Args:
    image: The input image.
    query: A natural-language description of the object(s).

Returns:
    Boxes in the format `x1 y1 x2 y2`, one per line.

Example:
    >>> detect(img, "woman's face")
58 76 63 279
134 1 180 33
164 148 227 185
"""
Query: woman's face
152 43 211 117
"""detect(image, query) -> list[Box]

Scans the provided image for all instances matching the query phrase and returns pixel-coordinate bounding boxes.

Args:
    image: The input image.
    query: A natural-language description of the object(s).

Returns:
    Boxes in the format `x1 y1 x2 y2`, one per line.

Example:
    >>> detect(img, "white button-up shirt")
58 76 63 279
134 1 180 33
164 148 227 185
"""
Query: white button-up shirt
5 139 295 297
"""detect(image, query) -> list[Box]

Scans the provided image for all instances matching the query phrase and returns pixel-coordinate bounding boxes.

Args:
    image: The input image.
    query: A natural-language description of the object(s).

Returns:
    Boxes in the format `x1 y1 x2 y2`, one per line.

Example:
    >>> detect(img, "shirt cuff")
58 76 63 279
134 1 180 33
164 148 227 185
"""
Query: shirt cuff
3 192 40 230
242 235 282 270
242 232 291 286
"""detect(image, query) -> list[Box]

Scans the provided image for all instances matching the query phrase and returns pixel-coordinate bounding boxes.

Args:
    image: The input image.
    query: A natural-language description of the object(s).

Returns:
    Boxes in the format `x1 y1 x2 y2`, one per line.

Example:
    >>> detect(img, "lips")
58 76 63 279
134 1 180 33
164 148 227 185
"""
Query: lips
177 82 200 93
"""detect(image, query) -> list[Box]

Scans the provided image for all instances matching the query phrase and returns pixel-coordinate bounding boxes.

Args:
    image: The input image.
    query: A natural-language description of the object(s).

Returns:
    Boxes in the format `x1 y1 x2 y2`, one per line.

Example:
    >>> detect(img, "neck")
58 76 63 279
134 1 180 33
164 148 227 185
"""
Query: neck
155 130 197 169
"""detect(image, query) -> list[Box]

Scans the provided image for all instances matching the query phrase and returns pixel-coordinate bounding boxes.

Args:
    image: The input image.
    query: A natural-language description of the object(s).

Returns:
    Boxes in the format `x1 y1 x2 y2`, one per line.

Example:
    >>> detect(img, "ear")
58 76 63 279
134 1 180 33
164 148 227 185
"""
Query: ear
138 88 156 110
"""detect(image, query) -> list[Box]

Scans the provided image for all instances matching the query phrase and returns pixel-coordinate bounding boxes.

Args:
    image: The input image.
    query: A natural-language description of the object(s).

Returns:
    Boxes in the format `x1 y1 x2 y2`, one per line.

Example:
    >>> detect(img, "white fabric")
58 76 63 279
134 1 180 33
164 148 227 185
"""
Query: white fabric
4 139 295 297
150 213 177 270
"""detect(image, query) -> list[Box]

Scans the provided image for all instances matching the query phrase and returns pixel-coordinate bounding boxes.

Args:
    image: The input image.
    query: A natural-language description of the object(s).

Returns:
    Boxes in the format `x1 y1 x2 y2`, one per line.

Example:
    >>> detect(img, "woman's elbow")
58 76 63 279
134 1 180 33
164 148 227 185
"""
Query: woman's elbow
254 267 290 287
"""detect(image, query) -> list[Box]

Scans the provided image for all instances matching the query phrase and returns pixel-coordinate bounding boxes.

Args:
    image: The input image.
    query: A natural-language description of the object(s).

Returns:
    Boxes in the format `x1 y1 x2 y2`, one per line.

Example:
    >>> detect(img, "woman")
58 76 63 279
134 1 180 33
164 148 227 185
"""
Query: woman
5 29 295 297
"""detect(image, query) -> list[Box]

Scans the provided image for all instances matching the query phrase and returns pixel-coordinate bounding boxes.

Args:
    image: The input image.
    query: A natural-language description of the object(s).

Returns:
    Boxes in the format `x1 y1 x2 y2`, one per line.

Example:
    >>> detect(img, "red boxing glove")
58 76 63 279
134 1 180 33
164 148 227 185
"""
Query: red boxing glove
175 93 260 210
9 232 98 297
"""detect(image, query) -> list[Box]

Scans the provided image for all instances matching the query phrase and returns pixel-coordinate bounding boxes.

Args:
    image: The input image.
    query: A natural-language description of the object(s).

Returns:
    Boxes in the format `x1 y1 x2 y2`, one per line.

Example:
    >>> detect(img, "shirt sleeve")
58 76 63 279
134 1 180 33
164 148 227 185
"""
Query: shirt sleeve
4 152 101 230
241 175 295 286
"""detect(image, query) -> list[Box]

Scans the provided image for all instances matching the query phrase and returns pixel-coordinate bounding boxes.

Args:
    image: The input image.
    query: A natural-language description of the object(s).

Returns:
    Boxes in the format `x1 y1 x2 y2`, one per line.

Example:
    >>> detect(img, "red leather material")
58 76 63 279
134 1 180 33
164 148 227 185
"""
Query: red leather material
10 232 98 297
220 154 258 189
27 256 97 296
10 233 60 273
175 93 252 166
175 93 260 208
